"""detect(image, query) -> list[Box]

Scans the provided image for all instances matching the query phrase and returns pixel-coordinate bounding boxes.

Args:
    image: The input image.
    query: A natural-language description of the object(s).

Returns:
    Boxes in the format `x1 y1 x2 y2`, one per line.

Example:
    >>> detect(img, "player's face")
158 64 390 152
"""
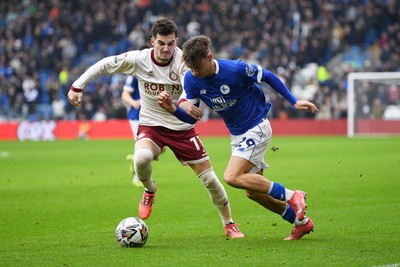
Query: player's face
151 34 178 63
187 54 215 78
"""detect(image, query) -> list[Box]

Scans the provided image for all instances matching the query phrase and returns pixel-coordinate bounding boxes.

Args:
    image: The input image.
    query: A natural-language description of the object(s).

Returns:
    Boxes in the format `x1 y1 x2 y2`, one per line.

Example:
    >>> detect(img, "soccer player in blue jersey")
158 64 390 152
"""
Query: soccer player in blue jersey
158 35 318 240
121 75 142 186
122 75 141 139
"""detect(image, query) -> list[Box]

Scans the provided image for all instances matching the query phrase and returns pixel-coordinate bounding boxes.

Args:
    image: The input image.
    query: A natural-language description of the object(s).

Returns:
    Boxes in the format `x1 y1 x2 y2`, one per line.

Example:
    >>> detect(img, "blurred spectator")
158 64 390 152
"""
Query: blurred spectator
51 95 66 120
22 74 39 119
93 106 107 121
371 97 385 119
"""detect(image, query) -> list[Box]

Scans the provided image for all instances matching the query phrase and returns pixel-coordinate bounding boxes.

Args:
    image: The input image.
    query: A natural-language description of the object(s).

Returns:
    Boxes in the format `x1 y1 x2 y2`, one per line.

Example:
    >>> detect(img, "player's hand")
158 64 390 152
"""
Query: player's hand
179 101 203 120
294 100 319 113
132 100 141 110
68 86 83 106
157 91 176 113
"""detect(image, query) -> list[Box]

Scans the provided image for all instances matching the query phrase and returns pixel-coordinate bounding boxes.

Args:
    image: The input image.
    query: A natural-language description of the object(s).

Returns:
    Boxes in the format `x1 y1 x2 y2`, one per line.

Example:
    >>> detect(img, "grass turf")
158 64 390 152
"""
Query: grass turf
0 136 399 266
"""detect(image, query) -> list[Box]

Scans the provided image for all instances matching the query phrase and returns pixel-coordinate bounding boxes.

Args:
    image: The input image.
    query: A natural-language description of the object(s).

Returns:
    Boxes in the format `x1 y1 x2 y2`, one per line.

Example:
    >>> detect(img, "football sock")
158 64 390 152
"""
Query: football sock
268 182 286 201
220 202 234 226
281 204 296 224
198 168 232 226
134 148 155 192
294 217 309 226
285 189 294 201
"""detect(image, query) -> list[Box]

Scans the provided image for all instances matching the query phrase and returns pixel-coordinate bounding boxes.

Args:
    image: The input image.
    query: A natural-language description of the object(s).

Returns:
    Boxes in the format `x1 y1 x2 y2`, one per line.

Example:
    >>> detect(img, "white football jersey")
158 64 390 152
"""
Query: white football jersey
72 48 192 131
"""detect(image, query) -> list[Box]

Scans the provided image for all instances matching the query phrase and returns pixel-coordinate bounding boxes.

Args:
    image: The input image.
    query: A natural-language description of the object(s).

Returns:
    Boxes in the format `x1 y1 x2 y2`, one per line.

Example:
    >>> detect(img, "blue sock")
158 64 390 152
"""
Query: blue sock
281 204 296 224
268 182 286 200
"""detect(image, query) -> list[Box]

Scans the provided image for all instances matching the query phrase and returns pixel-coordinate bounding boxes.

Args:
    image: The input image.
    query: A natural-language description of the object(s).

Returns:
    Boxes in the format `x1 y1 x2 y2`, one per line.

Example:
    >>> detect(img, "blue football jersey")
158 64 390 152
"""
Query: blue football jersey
183 59 296 135
124 76 140 121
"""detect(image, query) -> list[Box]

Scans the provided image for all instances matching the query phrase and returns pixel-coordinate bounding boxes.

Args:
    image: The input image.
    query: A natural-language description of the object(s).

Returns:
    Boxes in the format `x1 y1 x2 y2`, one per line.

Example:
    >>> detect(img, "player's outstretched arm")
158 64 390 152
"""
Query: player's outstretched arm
294 100 319 114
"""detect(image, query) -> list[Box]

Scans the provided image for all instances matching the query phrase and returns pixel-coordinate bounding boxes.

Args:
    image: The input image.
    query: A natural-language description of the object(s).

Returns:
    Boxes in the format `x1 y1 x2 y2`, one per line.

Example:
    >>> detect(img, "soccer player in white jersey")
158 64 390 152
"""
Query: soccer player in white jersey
67 20 243 238
158 35 319 240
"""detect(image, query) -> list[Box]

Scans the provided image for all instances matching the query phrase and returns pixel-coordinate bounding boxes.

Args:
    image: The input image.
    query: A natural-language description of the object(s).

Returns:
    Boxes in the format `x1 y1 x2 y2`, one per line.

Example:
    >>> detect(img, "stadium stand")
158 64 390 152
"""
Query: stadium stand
0 0 399 122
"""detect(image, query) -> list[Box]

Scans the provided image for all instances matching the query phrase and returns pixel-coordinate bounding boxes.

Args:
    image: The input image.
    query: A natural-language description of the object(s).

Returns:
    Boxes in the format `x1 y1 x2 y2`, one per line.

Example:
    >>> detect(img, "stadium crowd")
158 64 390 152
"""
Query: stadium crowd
0 0 399 122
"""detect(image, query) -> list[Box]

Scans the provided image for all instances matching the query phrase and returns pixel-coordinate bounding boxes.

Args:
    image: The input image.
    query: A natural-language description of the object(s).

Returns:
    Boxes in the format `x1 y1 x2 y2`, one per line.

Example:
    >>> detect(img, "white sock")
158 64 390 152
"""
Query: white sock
198 168 233 226
285 189 294 201
294 217 310 226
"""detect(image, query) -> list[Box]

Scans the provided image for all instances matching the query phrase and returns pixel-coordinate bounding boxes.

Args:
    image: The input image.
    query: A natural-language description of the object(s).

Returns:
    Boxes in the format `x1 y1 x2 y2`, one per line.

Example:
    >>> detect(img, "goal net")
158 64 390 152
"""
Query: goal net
347 72 400 137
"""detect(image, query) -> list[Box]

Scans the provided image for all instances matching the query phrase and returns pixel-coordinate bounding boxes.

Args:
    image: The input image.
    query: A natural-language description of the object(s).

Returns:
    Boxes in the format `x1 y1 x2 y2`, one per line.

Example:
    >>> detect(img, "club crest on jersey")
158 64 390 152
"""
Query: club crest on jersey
246 64 256 76
220 85 230 94
169 71 179 81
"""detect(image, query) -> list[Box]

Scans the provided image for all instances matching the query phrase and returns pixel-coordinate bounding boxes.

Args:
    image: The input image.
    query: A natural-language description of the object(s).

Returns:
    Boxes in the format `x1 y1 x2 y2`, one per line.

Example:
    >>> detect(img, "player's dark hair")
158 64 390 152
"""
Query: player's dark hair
151 18 178 38
182 35 211 66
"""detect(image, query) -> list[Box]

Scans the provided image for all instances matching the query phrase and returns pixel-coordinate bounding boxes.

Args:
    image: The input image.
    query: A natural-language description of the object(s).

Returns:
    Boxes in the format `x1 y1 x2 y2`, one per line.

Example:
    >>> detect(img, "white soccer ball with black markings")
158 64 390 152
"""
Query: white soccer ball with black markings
115 217 149 247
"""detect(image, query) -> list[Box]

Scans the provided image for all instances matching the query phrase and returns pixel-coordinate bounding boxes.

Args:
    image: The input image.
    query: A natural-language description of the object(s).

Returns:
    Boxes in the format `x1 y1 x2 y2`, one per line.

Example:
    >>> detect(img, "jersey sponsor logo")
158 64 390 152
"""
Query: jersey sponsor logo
211 96 226 104
210 96 237 111
245 64 256 76
143 82 182 96
200 89 206 94
220 85 230 94
147 71 154 77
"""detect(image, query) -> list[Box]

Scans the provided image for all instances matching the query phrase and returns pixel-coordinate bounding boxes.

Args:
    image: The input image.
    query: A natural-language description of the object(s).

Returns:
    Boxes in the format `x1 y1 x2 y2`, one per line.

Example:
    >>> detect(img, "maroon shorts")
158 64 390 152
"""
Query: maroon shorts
136 125 209 164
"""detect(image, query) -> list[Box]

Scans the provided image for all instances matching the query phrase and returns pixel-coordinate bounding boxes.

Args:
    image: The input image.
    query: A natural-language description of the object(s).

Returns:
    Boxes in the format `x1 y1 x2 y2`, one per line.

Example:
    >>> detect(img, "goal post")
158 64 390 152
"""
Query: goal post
347 72 400 137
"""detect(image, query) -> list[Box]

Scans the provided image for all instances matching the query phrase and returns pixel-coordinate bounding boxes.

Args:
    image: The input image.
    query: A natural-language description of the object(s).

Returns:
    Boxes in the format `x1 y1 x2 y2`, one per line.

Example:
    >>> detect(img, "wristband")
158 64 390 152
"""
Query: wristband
172 106 197 124
71 86 83 93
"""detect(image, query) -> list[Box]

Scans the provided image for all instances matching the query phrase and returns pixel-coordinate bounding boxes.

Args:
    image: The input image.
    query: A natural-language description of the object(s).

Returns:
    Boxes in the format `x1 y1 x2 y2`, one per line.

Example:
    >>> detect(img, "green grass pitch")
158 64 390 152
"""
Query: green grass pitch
1 136 399 266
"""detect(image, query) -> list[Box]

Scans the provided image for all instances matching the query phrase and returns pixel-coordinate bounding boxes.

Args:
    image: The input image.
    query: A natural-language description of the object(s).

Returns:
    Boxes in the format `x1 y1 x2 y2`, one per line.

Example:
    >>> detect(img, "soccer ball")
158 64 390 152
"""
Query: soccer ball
115 217 149 248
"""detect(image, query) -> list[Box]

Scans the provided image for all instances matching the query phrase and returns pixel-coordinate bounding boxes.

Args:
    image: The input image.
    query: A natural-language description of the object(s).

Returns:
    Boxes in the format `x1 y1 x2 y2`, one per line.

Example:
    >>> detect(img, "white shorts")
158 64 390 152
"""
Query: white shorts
129 119 139 139
230 119 272 173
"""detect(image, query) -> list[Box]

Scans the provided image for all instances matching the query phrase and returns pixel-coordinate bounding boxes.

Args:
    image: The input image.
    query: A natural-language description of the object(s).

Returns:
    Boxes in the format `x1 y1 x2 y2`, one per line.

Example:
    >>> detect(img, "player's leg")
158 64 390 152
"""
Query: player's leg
134 139 158 220
245 190 304 223
246 191 286 214
224 119 307 221
246 188 314 240
247 171 314 240
134 139 158 192
225 153 307 221
189 161 244 238
191 162 231 224
134 126 164 219
167 129 243 238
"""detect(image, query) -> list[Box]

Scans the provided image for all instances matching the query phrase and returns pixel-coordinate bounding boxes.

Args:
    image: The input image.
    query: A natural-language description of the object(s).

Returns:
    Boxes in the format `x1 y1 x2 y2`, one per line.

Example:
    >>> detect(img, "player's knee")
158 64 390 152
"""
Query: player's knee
198 168 218 188
134 148 154 169
223 170 239 187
